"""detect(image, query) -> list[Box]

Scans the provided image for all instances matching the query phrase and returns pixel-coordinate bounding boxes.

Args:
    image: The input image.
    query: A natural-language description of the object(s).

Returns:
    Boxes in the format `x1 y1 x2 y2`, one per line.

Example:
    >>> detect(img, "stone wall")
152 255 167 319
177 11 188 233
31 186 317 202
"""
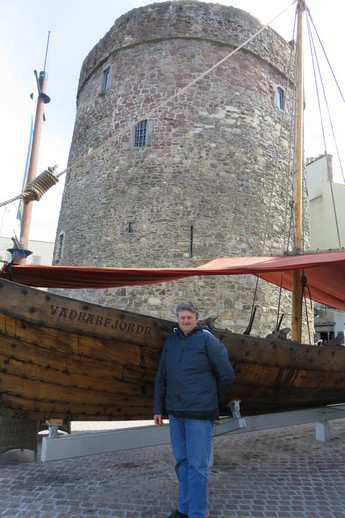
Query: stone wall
53 1 303 336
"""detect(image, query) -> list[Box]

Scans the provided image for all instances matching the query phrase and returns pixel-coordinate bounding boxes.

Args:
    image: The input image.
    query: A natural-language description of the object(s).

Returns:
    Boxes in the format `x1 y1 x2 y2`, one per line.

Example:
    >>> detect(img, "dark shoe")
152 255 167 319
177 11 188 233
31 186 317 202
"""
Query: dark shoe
168 511 188 518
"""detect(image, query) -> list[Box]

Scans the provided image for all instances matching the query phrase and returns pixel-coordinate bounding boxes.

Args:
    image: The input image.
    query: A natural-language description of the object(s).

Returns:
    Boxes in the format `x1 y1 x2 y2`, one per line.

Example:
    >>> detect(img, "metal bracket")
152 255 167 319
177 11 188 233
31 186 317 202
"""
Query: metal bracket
228 399 242 420
46 419 64 439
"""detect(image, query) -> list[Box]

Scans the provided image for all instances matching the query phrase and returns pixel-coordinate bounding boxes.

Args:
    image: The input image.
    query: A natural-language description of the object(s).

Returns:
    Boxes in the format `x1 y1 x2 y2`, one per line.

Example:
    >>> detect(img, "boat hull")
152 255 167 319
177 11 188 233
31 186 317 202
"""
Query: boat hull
1 278 345 420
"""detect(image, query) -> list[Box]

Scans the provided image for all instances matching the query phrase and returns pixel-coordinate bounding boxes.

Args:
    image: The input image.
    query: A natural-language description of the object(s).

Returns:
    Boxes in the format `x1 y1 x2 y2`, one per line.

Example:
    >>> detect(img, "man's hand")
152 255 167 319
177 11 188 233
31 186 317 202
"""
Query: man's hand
154 414 163 426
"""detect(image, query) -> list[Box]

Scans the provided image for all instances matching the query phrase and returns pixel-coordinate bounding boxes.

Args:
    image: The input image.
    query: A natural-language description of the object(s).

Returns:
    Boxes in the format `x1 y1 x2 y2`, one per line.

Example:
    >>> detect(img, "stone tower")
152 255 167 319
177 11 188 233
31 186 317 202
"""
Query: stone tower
54 1 296 335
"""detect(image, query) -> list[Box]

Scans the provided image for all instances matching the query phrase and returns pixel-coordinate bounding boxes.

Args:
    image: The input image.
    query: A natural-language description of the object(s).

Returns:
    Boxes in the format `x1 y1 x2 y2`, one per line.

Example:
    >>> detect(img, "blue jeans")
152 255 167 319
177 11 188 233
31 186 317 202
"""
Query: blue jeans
169 415 213 518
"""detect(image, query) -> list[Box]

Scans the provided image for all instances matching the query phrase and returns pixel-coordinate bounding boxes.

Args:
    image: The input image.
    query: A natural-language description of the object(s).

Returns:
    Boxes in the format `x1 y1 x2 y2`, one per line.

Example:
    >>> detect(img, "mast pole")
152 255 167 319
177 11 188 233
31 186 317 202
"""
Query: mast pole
19 33 51 262
19 72 50 256
291 0 305 342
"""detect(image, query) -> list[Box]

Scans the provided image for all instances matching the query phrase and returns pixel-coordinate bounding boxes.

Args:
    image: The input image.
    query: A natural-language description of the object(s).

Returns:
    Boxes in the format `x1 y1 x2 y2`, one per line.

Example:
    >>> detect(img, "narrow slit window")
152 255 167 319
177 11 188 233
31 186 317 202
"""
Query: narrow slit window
134 120 147 147
102 67 111 92
277 87 285 110
123 221 133 234
189 225 193 258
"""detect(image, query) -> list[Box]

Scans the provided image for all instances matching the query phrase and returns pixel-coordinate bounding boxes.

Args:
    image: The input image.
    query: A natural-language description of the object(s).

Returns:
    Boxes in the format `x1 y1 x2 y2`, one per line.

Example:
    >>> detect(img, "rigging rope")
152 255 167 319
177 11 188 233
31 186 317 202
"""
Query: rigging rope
0 166 59 208
21 165 59 201
306 11 343 248
255 2 345 342
302 275 314 344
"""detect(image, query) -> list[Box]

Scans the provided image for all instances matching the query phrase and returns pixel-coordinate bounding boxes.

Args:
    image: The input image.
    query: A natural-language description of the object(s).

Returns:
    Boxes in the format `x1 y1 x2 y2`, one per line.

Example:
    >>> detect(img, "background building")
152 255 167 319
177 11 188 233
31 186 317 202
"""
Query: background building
306 154 345 343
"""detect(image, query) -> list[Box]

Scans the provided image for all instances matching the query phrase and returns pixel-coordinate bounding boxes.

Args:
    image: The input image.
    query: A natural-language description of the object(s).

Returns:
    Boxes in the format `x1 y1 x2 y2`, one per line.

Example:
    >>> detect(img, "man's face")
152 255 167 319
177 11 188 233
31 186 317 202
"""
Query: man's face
177 310 198 335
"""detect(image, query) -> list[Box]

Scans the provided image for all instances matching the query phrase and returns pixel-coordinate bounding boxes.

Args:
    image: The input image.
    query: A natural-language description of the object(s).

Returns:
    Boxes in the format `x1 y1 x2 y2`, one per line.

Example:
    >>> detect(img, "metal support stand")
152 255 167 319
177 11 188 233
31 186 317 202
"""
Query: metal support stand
47 424 60 439
46 419 65 439
228 399 242 420
316 420 331 442
209 400 247 466
41 403 345 462
213 403 345 442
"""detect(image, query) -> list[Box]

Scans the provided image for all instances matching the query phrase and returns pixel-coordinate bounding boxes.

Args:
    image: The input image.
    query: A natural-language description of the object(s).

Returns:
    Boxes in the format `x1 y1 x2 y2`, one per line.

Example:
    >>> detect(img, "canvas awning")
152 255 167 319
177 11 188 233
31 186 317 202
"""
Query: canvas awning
2 251 345 310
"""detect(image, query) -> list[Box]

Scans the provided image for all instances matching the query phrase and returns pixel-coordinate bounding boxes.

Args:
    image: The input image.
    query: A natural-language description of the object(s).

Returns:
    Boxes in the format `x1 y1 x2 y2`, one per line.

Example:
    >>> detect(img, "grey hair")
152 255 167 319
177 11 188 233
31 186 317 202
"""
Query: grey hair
175 301 199 317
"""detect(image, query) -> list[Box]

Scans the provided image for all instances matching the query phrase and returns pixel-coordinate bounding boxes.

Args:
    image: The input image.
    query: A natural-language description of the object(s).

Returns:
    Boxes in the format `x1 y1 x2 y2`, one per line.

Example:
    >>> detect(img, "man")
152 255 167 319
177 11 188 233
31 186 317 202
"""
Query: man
154 301 234 518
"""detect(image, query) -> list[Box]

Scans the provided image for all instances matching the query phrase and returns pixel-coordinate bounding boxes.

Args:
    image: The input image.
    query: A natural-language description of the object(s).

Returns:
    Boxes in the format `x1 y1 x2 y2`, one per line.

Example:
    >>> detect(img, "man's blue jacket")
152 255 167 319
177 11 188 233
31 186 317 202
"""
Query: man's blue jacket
154 323 235 420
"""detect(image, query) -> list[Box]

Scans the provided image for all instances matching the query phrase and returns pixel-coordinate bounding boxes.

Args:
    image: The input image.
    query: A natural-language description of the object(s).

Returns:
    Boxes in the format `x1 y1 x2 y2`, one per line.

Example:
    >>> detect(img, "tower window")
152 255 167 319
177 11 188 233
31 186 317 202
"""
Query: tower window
276 87 285 110
122 221 133 234
134 120 147 147
189 225 193 258
101 67 111 93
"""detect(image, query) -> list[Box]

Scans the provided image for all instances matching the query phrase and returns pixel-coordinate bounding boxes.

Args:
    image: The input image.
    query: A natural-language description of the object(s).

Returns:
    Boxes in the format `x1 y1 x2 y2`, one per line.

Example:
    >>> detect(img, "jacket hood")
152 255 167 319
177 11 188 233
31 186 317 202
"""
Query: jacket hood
175 322 213 337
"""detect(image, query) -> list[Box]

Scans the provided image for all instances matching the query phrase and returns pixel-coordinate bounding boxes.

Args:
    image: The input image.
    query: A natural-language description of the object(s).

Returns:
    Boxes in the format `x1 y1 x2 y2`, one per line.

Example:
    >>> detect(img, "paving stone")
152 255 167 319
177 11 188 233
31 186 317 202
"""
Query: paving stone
0 421 345 517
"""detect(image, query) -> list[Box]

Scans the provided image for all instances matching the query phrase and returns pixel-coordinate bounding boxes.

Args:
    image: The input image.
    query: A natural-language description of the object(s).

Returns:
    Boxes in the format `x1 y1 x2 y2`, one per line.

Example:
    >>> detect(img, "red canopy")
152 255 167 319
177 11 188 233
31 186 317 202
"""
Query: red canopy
2 251 345 310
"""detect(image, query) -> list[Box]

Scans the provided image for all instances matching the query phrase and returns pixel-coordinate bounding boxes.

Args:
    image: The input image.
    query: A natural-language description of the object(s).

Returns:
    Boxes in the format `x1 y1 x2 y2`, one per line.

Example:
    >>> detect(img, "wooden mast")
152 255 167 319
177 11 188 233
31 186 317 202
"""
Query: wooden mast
17 32 51 263
18 70 50 259
291 0 305 342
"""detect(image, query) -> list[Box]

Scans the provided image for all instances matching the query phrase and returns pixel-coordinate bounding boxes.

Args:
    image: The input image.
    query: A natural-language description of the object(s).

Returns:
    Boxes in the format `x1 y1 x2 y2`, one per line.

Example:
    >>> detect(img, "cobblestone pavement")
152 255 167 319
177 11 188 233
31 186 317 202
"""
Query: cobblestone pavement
0 420 345 518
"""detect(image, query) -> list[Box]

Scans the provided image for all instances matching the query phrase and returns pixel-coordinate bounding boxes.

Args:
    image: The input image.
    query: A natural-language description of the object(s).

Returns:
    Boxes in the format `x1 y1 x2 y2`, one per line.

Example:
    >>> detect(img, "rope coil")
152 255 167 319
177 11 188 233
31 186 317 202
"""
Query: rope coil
20 165 59 202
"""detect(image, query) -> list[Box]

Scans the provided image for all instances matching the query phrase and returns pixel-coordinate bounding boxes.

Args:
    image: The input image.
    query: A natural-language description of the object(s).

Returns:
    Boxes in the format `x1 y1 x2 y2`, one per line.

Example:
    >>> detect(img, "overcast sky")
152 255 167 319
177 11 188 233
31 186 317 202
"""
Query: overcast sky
0 0 344 242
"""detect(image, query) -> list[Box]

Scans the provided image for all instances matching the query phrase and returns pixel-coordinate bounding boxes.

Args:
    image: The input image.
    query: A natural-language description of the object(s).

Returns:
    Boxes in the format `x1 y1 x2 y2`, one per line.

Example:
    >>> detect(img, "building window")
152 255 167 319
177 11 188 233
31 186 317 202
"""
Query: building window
31 255 41 265
101 67 111 93
134 120 147 147
276 87 285 110
131 119 154 148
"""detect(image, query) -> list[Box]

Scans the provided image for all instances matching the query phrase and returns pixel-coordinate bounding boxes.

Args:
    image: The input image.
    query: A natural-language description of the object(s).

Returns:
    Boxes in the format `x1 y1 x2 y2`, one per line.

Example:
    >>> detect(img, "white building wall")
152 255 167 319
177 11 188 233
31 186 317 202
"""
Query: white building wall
306 154 345 341
306 154 345 250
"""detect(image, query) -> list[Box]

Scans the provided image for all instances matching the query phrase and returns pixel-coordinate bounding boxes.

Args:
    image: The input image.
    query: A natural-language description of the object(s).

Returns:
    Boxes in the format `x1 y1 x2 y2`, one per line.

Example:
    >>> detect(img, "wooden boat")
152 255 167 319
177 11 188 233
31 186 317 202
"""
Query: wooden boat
1 248 345 420
1 1 345 422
